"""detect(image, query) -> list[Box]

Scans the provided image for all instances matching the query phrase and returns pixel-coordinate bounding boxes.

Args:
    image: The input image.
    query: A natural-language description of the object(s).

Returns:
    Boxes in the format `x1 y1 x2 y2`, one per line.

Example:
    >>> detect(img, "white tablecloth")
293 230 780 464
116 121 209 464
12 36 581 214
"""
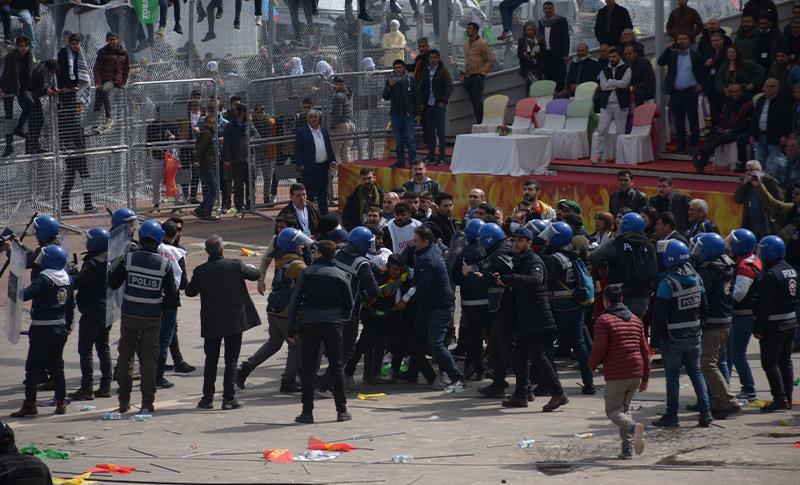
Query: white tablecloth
450 133 552 176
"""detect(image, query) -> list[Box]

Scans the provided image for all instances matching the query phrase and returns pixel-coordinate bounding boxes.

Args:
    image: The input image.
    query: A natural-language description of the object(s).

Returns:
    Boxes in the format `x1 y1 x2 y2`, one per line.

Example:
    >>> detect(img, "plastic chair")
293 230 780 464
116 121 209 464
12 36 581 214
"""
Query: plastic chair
532 98 569 137
574 81 597 101
471 94 510 133
615 104 658 164
713 142 738 170
509 97 539 134
552 99 593 159
530 80 556 126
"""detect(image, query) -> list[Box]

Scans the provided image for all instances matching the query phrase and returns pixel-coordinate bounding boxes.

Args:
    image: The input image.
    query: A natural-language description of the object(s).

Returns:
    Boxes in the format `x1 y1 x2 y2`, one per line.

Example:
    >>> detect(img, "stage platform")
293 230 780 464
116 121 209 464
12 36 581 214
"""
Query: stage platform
338 157 744 233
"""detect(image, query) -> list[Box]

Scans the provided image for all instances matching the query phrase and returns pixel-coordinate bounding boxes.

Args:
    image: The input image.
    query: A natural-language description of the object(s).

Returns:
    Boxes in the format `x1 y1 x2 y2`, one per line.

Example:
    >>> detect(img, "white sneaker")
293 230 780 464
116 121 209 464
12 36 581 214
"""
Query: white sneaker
430 374 450 389
103 118 114 129
444 380 465 393
633 422 645 455
255 15 262 26
157 26 165 37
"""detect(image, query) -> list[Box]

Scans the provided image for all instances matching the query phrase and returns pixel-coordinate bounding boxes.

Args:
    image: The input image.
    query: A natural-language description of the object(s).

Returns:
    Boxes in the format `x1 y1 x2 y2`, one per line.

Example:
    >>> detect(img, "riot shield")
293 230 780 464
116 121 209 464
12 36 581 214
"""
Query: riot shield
105 225 129 327
5 242 26 343
1 200 35 240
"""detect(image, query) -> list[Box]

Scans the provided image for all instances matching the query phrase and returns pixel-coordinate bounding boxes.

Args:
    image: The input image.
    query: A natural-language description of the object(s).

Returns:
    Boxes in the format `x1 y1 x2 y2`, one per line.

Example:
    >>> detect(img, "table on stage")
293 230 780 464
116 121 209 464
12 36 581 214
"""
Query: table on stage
450 133 552 176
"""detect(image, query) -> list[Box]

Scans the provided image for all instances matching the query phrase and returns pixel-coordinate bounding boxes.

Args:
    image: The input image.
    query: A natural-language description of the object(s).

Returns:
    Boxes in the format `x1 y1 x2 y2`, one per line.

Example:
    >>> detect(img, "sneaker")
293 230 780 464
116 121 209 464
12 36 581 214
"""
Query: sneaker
736 390 757 402
618 446 633 460
337 410 352 422
233 21 240 29
202 32 217 42
497 31 512 41
395 371 419 383
156 379 175 389
698 413 713 427
173 361 196 373
255 15 262 26
174 23 183 34
582 385 596 395
157 26 165 37
501 395 529 408
314 389 333 399
542 394 569 412
651 415 679 428
191 208 204 219
280 380 301 393
431 373 452 389
215 8 223 18
197 398 213 409
222 399 243 410
760 400 790 413
103 118 114 129
633 422 645 455
140 406 154 415
444 379 465 393
235 364 251 389
477 384 506 398
295 413 314 424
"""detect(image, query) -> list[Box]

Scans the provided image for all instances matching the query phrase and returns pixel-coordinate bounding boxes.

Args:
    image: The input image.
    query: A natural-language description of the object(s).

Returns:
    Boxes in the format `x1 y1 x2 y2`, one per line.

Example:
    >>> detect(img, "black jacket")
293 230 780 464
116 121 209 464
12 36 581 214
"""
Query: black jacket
648 191 691 233
419 63 454 109
698 30 732 70
657 47 705 94
287 258 353 333
628 56 655 103
609 188 648 214
538 16 570 60
341 185 385 232
74 252 107 317
185 256 261 338
410 243 455 309
594 4 633 46
751 95 792 144
382 74 420 116
566 56 600 88
428 214 457 247
499 248 555 335
277 202 321 235
222 118 249 164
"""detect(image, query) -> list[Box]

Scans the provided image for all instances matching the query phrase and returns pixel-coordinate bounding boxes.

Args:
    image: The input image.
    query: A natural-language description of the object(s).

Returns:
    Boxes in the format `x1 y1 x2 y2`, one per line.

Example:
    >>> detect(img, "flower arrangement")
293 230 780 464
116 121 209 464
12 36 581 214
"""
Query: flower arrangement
495 124 513 136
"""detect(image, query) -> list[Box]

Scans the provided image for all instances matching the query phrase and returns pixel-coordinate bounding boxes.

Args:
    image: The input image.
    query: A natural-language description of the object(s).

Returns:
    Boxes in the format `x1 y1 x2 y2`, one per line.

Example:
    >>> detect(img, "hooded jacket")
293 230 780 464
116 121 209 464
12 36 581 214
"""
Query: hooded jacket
589 302 650 382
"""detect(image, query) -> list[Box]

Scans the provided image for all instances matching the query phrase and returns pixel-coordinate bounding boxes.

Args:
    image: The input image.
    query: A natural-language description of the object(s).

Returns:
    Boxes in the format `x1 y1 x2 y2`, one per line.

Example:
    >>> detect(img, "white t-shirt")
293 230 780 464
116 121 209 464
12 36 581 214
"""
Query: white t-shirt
387 218 422 254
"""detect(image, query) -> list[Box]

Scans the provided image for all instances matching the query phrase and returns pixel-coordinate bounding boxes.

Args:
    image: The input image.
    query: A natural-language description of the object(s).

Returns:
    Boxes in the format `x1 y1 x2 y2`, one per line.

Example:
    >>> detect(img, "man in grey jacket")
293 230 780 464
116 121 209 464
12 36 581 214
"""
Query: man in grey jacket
288 240 354 424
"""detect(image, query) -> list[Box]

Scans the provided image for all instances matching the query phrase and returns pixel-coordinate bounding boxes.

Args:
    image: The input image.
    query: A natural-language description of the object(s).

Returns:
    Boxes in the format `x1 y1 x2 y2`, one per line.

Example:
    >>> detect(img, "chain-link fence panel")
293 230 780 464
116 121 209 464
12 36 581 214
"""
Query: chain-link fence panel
126 78 219 213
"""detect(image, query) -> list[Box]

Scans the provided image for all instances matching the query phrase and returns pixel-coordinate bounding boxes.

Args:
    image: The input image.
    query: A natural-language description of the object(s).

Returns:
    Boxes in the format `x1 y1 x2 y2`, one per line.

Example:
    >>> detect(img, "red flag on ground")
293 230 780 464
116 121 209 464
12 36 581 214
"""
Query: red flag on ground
307 436 354 452
86 464 136 475
262 449 293 463
163 151 180 198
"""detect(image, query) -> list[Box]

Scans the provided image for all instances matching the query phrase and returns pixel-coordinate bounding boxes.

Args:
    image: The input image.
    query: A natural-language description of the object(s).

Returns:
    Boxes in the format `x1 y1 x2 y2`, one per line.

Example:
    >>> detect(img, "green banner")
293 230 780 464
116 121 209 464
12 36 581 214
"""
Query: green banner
133 0 159 25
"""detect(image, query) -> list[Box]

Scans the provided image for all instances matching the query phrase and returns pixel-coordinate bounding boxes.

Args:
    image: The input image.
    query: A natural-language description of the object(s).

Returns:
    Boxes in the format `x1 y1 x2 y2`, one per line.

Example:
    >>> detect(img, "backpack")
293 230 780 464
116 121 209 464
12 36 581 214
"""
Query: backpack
556 251 594 306
618 238 657 292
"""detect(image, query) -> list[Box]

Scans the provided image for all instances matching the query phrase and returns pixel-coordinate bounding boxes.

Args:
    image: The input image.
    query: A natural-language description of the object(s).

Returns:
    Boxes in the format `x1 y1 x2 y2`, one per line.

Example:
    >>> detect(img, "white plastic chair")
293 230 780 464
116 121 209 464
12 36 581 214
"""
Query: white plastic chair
530 80 556 127
615 104 657 165
532 98 569 137
471 94 510 133
509 97 539 134
712 142 738 170
552 99 592 159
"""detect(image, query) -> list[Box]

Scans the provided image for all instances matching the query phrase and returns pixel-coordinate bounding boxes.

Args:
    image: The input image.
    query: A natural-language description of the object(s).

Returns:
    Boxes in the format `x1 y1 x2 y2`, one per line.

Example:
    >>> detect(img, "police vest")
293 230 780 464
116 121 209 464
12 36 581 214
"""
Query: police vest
664 274 703 339
484 246 514 313
733 255 761 316
699 255 734 327
267 252 304 315
459 243 488 307
334 251 371 321
548 252 576 299
387 219 421 254
30 270 71 327
765 262 799 331
121 250 169 319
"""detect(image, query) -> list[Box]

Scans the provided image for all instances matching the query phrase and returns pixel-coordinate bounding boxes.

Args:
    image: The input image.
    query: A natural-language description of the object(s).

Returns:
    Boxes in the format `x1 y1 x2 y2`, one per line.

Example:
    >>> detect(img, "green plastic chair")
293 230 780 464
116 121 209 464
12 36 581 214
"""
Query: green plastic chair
529 80 557 99
574 81 597 101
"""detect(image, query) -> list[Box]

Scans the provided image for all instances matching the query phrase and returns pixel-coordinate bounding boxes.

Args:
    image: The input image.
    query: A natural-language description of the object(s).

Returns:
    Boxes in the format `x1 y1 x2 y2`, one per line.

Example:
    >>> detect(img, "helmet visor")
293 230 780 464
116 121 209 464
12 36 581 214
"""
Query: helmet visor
538 222 557 243
724 231 737 251
293 232 314 248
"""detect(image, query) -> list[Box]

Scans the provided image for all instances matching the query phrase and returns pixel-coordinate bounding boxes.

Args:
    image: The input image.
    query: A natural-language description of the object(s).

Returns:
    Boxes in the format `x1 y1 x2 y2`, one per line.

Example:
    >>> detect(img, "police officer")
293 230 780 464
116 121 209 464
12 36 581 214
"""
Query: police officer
501 227 568 412
11 245 74 418
288 240 354 424
589 213 658 319
237 228 311 392
651 240 713 428
692 232 742 419
754 236 798 412
0 421 52 484
474 222 516 398
318 226 380 393
452 219 488 380
109 220 179 415
27 215 62 279
69 227 113 401
541 221 595 395
725 229 761 402
110 207 139 253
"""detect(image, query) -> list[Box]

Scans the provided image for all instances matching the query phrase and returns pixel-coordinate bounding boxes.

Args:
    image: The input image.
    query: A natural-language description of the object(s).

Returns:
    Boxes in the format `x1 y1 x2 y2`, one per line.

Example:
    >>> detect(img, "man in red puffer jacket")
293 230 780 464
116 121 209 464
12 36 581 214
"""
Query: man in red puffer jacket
92 32 130 129
589 284 651 460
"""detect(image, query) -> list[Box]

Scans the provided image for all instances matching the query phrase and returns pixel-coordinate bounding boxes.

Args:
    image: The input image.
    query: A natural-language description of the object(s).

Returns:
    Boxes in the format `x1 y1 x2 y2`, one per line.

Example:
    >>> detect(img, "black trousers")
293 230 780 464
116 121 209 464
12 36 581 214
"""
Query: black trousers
462 306 488 375
463 75 486 124
170 323 185 364
405 309 438 384
61 156 92 210
203 333 242 401
759 327 796 404
512 332 564 398
301 323 347 414
361 315 393 380
698 131 749 167
24 326 68 401
670 88 700 149
321 315 358 388
490 311 515 388
232 162 250 212
542 56 567 92
77 314 112 388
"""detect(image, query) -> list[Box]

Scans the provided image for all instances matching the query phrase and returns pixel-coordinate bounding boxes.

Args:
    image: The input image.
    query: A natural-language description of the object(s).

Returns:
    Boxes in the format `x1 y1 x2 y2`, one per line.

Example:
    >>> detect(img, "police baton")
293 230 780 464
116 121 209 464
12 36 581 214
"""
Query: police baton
0 211 39 280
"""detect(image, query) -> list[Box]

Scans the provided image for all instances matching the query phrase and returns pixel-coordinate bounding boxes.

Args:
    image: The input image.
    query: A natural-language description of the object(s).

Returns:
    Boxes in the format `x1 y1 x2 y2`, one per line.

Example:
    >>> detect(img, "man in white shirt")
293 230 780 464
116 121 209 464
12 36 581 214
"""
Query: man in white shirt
294 109 337 214
382 201 422 254
592 48 631 163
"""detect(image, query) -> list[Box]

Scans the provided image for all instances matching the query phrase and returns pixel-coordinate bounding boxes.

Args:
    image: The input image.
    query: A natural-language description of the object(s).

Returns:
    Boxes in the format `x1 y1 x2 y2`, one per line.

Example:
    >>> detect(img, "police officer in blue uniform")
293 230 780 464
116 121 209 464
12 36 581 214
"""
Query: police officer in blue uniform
109 220 178 415
541 221 595 395
651 240 713 428
452 219 489 380
110 207 139 252
754 236 798 412
69 227 113 401
10 245 74 418
475 222 516 398
692 232 742 419
317 226 380 393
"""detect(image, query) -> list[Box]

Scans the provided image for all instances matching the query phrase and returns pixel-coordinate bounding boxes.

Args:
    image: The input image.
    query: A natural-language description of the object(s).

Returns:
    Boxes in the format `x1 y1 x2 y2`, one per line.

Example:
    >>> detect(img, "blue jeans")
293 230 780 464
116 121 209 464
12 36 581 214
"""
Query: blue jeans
554 308 593 387
159 0 181 27
499 0 527 33
391 113 416 166
198 167 218 217
660 335 710 417
755 134 783 167
157 308 178 382
725 315 756 394
0 7 35 49
424 103 447 161
426 305 462 381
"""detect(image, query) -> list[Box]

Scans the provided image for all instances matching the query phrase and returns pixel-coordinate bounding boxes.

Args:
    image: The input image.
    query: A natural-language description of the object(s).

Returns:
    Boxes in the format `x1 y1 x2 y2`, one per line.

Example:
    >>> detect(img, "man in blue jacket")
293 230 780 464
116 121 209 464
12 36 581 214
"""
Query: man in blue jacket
657 32 706 154
293 109 336 215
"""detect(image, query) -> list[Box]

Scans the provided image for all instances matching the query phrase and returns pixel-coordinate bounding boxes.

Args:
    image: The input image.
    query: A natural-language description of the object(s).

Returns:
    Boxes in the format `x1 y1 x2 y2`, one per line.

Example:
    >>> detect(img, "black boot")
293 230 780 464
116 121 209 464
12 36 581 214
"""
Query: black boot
235 363 252 389
94 382 112 398
68 386 95 400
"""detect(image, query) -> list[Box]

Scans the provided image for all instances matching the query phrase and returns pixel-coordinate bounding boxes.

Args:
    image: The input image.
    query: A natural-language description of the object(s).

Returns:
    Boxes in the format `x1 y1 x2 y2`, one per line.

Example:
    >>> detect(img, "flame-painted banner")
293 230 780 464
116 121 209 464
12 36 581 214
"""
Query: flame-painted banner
338 163 743 235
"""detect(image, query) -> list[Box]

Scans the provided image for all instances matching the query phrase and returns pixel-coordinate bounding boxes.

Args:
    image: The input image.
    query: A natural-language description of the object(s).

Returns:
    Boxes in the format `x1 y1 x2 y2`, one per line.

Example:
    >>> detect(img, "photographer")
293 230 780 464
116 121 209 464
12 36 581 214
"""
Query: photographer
733 160 785 238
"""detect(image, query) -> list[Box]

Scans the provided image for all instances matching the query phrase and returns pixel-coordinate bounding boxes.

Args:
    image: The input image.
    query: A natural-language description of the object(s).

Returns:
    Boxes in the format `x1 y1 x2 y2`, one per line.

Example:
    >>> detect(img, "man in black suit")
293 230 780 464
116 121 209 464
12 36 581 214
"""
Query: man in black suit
538 1 570 92
293 109 336 214
658 32 706 154
594 0 632 46
751 77 792 166
185 235 262 411
624 45 655 105
278 183 322 236
648 177 691 233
